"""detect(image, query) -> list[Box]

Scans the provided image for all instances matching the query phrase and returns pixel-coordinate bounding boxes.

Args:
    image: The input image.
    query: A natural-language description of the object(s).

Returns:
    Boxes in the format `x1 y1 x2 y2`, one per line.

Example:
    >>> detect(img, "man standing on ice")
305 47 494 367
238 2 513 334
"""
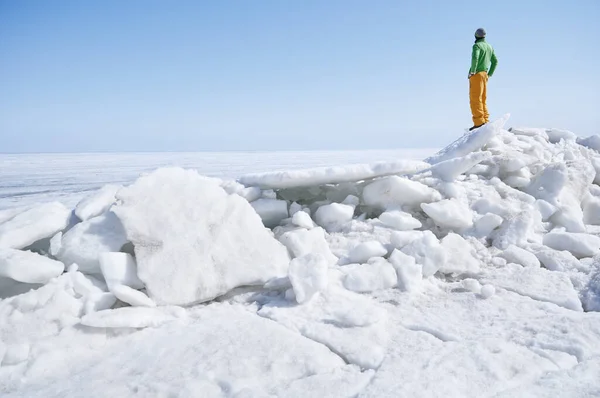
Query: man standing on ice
468 28 498 131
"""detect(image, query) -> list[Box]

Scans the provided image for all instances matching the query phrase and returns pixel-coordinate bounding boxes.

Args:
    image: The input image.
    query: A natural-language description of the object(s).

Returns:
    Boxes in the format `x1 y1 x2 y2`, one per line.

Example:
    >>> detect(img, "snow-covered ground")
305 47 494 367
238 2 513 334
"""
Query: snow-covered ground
2 116 600 397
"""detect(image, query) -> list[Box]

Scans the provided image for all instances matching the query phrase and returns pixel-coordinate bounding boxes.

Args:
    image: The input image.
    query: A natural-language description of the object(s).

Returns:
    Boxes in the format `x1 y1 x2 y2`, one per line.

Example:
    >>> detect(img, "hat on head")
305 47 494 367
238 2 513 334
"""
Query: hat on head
475 28 486 38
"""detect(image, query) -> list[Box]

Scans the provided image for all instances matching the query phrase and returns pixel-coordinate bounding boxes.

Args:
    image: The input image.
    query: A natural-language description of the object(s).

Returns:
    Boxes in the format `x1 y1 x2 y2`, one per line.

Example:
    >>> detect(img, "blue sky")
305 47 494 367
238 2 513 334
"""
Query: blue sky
1 0 598 153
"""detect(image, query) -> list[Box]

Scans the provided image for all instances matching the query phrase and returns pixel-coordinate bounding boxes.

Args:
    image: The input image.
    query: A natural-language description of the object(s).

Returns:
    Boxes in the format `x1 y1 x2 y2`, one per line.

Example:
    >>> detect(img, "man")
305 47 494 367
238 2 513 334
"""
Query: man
468 28 498 131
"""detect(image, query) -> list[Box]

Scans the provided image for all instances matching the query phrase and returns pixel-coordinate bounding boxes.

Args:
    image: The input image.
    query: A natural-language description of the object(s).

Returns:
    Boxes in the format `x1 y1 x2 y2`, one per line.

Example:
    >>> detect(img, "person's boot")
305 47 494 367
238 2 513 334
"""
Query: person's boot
469 123 485 131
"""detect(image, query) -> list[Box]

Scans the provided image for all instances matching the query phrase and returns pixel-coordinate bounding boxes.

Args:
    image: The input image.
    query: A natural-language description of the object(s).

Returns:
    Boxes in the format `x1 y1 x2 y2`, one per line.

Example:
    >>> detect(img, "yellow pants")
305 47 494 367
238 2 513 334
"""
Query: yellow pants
469 71 489 126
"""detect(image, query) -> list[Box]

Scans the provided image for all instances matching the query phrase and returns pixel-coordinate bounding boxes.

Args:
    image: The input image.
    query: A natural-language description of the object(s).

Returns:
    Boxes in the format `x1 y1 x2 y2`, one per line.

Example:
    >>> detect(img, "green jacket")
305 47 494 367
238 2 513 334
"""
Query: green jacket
469 38 498 77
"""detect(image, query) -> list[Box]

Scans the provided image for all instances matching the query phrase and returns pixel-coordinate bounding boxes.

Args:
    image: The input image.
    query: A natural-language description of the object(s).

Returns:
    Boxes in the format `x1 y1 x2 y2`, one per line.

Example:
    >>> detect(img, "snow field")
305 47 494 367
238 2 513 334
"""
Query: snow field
1 114 600 396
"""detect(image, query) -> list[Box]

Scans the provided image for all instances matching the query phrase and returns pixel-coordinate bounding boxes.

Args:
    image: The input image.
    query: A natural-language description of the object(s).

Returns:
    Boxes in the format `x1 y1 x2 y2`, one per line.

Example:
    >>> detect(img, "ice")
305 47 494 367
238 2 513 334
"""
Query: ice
250 198 289 228
347 241 388 264
439 233 480 275
291 210 315 229
289 201 302 216
0 205 30 225
56 211 128 275
543 231 600 258
546 128 577 143
425 113 509 164
239 159 430 189
398 230 446 277
492 211 537 250
582 262 600 311
81 306 184 328
498 245 540 268
474 213 504 236
577 134 600 153
49 232 62 257
14 304 348 397
479 264 582 311
342 260 397 293
314 202 354 231
421 199 473 230
74 184 121 221
112 285 156 307
389 249 422 292
535 249 581 272
99 252 144 290
279 227 338 265
259 286 389 369
0 248 64 284
0 202 71 250
113 167 290 306
509 127 550 140
480 284 496 298
363 176 441 210
535 199 558 221
462 278 482 293
5 118 600 396
288 253 329 304
378 210 422 230
428 151 492 181
583 195 600 225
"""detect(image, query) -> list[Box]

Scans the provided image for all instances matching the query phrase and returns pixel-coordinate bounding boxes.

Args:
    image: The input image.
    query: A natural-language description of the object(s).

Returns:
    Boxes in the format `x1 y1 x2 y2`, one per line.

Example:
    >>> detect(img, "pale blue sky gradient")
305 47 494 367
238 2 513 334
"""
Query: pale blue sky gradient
1 0 598 152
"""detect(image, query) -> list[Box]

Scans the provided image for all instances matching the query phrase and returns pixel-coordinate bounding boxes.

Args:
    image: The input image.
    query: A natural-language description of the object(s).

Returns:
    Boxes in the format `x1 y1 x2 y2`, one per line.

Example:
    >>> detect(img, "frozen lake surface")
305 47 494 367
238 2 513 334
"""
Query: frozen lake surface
0 149 436 210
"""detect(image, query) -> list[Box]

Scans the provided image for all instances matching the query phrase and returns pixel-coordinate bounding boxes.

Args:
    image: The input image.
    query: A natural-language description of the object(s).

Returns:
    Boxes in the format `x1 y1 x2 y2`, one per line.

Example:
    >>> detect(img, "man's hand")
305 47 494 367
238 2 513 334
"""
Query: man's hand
468 72 475 79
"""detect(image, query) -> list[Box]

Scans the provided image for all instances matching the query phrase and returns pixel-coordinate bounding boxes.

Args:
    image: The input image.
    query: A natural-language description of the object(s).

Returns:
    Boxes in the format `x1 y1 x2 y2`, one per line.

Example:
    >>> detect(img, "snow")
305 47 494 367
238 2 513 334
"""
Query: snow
112 167 290 306
347 241 388 263
74 184 121 221
81 306 184 328
498 245 541 268
421 199 473 230
425 113 509 164
389 249 422 292
378 210 422 230
279 227 338 265
288 253 329 304
56 211 128 275
479 264 582 311
577 134 600 153
98 252 144 290
439 233 480 275
474 213 504 236
3 116 600 397
0 249 64 284
363 176 441 210
291 210 315 229
0 202 71 249
250 198 289 228
342 260 398 293
543 231 600 258
397 231 446 277
428 151 492 181
480 284 496 298
314 202 354 231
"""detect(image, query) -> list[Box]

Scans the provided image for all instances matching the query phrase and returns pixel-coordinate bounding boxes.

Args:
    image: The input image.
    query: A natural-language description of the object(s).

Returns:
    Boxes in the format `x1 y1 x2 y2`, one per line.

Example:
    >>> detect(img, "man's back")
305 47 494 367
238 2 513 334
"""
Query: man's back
470 39 498 77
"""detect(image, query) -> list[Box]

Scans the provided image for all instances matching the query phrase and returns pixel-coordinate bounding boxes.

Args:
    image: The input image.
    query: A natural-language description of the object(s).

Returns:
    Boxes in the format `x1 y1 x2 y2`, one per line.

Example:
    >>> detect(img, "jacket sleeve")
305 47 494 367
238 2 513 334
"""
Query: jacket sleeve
469 45 480 74
489 50 498 77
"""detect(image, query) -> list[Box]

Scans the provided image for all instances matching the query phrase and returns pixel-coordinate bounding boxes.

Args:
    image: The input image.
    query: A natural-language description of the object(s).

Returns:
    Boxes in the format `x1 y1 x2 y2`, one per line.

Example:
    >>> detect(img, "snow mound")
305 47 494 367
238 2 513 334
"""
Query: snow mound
112 167 290 306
